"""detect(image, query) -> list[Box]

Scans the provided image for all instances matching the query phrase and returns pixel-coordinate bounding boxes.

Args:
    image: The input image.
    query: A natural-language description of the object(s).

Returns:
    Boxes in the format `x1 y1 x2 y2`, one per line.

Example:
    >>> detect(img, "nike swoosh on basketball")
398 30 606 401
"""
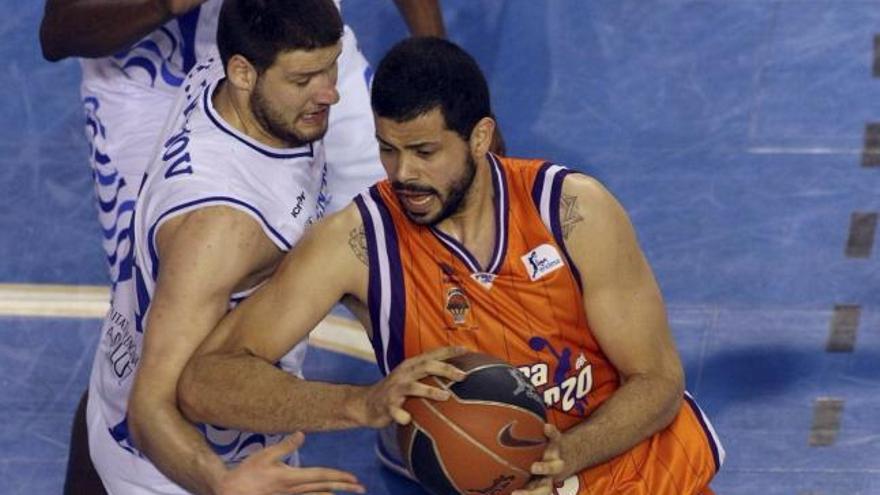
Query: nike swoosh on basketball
498 422 545 448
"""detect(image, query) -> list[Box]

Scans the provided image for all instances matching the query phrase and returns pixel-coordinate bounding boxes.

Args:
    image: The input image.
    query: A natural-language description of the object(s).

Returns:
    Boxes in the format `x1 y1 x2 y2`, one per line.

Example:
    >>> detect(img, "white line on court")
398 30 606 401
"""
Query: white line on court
0 283 375 362
746 146 861 155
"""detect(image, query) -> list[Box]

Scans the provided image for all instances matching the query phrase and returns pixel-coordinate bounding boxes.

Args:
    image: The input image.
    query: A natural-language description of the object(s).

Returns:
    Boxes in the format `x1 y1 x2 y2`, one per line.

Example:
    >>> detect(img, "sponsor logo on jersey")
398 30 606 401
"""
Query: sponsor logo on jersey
521 244 564 281
290 191 307 218
518 337 592 416
103 309 139 383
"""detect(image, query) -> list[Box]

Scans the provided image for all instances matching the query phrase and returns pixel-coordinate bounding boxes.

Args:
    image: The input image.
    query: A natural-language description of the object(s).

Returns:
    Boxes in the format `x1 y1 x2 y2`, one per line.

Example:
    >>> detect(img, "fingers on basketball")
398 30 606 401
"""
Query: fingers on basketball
543 424 562 457
544 423 562 444
418 359 467 382
406 380 450 401
390 405 412 425
529 424 564 476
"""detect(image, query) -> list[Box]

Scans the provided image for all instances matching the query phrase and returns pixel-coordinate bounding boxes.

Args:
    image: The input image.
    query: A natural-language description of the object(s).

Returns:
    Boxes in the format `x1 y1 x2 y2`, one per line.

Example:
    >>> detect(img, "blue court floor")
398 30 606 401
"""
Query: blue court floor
3 1 880 494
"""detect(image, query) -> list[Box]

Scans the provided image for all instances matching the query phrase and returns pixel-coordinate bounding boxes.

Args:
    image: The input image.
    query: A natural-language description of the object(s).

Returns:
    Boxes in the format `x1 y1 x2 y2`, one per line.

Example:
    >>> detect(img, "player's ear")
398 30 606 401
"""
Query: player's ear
226 54 259 92
469 116 496 158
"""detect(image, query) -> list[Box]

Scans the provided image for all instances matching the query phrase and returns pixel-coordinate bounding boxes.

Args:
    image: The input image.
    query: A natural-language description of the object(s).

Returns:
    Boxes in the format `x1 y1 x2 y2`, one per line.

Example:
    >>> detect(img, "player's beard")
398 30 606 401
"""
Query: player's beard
250 84 327 148
394 154 477 226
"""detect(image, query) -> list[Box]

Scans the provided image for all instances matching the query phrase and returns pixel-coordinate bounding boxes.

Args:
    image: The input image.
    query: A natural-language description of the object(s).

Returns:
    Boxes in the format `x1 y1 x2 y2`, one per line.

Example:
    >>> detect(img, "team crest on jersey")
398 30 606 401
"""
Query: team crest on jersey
445 287 471 326
521 244 564 281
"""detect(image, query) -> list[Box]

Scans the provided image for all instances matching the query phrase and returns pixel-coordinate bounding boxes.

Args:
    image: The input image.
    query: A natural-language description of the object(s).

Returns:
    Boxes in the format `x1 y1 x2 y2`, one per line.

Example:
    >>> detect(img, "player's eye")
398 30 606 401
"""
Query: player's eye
290 77 310 87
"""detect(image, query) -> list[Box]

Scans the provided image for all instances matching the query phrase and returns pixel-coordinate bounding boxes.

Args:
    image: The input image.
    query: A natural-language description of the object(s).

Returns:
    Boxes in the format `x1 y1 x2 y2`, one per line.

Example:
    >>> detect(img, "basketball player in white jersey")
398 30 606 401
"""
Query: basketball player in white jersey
39 0 445 492
40 0 445 284
76 1 381 493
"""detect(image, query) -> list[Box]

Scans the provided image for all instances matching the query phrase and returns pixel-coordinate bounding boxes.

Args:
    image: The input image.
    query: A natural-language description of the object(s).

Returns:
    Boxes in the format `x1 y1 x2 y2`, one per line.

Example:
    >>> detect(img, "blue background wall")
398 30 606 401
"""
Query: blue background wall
1 1 878 493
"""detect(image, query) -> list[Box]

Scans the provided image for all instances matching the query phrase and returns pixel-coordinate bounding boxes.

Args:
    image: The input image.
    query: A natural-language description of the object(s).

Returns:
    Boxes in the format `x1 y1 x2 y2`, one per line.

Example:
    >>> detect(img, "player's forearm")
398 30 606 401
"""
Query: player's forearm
40 0 171 61
393 0 446 37
179 352 369 433
129 401 228 495
557 373 683 479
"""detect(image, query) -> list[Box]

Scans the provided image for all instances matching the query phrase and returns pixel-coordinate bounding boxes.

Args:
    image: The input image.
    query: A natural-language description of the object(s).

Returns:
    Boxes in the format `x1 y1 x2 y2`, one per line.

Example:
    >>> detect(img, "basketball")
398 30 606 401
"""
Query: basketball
397 352 548 495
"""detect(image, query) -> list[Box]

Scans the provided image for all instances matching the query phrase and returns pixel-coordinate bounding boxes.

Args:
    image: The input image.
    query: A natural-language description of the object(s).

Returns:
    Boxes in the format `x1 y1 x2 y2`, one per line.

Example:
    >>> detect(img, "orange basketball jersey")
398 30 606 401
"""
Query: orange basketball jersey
353 154 724 494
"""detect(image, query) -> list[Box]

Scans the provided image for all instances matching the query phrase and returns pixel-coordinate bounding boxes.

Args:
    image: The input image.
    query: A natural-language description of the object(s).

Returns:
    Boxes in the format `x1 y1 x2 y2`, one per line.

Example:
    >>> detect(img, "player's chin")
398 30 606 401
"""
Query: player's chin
403 208 441 226
303 126 330 143
294 120 329 143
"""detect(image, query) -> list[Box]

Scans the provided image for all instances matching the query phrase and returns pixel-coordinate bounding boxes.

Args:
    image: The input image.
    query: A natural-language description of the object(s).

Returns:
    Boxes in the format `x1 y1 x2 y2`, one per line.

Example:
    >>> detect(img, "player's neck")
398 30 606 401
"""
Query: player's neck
434 156 497 268
213 80 291 149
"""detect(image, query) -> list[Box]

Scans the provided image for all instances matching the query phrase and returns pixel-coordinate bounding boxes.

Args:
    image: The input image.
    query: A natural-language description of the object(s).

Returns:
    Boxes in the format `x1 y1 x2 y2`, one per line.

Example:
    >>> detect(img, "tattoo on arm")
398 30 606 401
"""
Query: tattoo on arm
560 194 584 240
348 225 368 266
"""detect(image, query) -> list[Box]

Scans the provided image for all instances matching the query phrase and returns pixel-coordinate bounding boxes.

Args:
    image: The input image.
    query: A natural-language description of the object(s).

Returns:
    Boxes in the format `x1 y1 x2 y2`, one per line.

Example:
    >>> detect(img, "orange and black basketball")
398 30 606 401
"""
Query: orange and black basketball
398 352 548 495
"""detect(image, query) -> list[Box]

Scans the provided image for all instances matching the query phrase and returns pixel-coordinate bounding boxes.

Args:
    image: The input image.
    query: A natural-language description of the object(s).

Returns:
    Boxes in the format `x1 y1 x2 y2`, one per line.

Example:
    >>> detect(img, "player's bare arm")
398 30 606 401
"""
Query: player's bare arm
393 0 446 38
179 203 467 433
128 205 361 495
555 174 685 478
39 0 207 61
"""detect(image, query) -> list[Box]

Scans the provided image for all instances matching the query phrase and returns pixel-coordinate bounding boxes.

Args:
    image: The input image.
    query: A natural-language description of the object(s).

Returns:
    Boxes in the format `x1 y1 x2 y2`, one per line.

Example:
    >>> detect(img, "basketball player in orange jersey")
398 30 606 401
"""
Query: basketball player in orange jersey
178 37 724 494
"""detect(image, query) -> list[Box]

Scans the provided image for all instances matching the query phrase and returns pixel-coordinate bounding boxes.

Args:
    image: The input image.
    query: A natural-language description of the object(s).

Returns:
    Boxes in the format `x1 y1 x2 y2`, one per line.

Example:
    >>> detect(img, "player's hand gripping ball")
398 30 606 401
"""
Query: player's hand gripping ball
398 352 548 495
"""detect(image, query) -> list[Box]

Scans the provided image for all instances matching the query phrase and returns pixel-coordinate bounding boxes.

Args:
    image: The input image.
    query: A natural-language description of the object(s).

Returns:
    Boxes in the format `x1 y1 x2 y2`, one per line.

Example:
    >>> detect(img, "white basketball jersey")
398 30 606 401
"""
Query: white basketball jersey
81 0 376 289
81 1 222 95
80 0 343 94
88 57 329 467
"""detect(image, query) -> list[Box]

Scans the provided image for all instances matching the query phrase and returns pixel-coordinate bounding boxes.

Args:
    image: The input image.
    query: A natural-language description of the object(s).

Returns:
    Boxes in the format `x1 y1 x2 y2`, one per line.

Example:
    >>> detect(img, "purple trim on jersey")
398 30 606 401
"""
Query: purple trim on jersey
354 195 389 374
486 153 510 274
530 162 554 211
367 187 407 373
430 227 481 272
683 393 722 473
429 153 509 275
202 84 315 160
548 168 583 291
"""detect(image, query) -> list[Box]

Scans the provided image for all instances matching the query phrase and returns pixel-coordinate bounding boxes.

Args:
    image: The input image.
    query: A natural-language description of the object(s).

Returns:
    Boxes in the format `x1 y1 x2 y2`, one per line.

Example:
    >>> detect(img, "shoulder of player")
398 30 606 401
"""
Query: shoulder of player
155 205 275 260
559 173 614 208
300 201 363 247
273 202 368 298
563 173 629 217
558 173 635 249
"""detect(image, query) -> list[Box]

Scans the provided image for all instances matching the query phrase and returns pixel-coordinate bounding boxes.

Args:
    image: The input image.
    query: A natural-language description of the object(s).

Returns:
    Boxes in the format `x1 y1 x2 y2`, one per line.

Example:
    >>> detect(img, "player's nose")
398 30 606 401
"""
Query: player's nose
314 77 340 107
394 153 421 183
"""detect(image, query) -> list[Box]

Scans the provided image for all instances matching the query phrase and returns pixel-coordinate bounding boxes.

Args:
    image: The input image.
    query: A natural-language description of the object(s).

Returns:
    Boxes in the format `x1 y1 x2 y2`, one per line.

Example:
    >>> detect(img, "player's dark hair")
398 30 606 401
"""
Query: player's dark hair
217 0 343 73
371 37 492 140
